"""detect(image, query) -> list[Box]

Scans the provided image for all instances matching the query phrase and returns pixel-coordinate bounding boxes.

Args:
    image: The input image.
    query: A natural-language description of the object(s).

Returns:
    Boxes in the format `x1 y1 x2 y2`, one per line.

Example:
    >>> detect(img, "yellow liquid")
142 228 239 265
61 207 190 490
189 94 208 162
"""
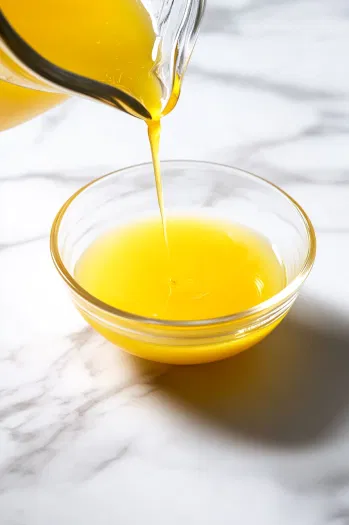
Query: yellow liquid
0 81 66 132
75 217 286 364
1 0 163 128
147 120 168 246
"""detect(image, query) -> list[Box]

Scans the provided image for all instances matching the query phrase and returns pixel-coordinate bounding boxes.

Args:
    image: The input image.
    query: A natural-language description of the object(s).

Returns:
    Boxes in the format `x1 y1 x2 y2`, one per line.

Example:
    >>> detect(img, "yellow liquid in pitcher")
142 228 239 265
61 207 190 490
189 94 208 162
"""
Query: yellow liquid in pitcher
0 0 163 129
0 81 66 132
75 218 286 363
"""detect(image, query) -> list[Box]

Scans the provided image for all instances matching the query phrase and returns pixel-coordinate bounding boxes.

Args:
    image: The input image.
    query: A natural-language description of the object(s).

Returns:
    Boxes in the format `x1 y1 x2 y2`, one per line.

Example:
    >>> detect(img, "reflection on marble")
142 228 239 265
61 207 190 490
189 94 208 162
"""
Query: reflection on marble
1 0 349 523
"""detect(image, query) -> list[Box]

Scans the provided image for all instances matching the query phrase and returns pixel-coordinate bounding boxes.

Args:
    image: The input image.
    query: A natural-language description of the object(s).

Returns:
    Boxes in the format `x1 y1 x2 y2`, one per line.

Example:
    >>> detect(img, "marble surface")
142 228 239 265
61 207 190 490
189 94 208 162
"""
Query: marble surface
1 0 349 523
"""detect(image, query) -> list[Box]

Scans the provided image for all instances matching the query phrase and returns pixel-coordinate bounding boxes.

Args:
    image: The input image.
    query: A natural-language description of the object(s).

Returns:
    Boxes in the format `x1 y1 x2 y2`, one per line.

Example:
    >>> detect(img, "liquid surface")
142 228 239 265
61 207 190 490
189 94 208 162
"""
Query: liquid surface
75 217 286 321
1 0 163 129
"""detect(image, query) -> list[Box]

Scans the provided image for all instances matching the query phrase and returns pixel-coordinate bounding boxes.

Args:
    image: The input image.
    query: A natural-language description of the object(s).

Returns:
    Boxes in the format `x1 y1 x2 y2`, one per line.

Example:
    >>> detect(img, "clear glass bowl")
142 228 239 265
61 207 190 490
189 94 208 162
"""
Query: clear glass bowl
51 161 316 365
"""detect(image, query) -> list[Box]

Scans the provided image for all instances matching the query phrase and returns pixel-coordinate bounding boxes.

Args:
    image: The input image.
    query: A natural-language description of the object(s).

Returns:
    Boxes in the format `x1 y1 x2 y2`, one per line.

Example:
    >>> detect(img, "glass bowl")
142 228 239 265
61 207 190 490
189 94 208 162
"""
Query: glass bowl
50 161 316 365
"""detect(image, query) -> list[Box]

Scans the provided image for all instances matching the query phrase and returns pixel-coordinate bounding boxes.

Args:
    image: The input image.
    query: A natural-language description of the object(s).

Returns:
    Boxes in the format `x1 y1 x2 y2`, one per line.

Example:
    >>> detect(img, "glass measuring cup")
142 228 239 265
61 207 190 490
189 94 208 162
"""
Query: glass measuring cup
0 0 205 124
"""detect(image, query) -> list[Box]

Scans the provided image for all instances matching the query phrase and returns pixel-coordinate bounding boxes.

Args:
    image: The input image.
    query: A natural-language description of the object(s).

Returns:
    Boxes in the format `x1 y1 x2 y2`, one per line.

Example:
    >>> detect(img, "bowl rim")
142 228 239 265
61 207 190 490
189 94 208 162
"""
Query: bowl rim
50 160 316 328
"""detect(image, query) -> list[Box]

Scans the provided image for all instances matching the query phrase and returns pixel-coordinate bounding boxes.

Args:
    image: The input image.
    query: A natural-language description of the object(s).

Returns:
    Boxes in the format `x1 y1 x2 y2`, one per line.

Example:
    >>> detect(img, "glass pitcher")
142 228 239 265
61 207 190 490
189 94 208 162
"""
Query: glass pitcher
0 0 205 131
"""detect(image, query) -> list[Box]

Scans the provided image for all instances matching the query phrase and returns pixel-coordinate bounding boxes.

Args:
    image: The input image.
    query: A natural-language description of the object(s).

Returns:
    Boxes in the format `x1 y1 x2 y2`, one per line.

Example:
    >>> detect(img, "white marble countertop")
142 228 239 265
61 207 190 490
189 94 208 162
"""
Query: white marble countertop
1 0 349 523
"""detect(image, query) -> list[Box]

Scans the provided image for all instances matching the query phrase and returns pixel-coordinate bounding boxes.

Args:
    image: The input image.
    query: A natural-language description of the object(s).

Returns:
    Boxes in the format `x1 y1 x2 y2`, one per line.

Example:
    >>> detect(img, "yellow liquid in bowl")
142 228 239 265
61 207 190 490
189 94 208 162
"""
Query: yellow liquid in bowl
74 217 286 364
